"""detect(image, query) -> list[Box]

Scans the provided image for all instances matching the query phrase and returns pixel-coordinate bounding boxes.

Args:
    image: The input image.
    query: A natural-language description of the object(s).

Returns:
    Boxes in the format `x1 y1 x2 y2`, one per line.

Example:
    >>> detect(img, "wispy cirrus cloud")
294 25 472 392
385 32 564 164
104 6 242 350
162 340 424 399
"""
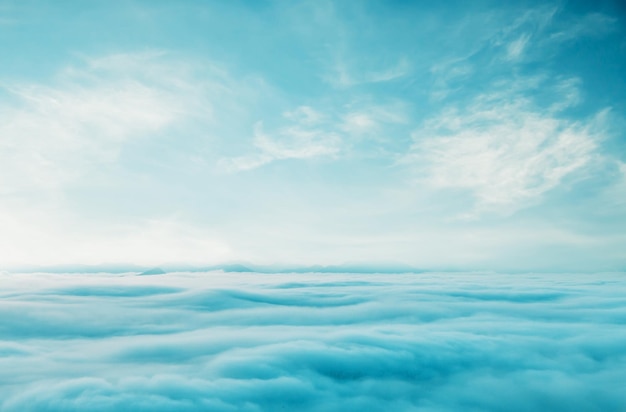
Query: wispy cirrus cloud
548 12 618 44
327 55 412 88
409 3 621 219
403 77 606 215
430 6 617 101
505 33 532 61
218 100 408 173
0 51 215 195
217 116 341 173
339 101 408 137
499 9 617 63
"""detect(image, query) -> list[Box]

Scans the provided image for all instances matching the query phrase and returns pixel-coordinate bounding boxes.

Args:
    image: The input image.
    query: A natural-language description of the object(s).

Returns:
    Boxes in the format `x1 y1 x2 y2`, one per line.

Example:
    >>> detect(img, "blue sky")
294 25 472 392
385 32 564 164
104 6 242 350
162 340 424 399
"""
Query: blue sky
1 0 625 271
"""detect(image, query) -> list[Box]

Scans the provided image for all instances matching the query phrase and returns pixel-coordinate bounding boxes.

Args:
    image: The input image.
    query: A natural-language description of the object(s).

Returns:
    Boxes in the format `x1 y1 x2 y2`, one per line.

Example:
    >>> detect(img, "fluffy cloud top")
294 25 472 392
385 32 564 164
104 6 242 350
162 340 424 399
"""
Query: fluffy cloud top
1 271 625 411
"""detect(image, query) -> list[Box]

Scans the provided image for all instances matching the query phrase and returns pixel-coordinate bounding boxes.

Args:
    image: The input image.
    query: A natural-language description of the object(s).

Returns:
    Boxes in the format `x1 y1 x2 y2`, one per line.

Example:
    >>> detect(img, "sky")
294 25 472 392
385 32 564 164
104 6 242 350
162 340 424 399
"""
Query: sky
1 0 626 271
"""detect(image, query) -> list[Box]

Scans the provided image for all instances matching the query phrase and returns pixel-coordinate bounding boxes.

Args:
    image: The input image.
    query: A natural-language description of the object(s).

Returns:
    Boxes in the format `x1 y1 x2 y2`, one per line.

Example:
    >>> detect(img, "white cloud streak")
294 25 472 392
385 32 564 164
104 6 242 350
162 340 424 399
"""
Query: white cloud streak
217 119 341 173
548 12 618 44
430 6 617 102
404 79 605 215
219 101 407 173
0 52 211 195
505 33 531 61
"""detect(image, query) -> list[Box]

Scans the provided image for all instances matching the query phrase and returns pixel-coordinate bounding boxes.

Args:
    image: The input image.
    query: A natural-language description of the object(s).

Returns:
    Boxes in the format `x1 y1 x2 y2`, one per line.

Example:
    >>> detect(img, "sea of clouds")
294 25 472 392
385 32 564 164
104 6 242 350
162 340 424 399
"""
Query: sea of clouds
0 271 625 411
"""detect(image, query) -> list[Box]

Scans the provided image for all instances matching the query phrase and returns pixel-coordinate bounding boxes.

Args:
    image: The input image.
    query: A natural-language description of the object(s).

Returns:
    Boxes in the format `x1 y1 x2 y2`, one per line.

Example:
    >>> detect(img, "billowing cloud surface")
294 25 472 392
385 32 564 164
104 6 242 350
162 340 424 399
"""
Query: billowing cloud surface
1 271 625 411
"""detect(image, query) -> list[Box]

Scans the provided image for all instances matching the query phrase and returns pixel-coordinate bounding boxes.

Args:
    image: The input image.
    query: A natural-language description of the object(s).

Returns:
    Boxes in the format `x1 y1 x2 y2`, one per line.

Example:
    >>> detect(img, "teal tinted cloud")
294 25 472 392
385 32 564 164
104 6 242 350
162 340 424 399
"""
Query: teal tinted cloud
1 271 625 411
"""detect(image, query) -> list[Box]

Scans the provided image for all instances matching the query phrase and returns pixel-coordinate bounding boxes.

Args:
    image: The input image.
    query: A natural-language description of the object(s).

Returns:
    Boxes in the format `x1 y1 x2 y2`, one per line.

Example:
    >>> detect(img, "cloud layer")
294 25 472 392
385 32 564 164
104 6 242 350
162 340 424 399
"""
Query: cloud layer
1 271 625 411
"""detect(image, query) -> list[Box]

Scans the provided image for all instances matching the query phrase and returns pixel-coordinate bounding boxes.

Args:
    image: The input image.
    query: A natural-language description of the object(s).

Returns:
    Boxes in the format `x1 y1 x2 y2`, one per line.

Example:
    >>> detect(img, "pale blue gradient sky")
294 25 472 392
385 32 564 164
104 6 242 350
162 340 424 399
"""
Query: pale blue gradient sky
1 0 625 270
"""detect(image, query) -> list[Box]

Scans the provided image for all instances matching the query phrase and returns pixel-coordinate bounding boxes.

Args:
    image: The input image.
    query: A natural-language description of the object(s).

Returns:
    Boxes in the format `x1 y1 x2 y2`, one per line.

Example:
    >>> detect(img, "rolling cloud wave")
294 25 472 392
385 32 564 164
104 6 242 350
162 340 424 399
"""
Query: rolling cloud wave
1 272 625 411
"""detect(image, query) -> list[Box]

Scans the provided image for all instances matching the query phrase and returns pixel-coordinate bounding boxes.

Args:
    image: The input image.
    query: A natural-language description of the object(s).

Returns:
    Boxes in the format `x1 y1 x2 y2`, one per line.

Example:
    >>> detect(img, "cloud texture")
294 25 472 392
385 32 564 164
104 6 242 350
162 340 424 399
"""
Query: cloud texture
1 271 625 411
405 80 604 214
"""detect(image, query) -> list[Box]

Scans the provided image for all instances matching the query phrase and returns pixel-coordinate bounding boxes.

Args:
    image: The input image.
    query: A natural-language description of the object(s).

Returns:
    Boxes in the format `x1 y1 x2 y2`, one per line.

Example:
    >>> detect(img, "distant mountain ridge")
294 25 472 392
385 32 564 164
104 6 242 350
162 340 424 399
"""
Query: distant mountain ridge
4 262 422 274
